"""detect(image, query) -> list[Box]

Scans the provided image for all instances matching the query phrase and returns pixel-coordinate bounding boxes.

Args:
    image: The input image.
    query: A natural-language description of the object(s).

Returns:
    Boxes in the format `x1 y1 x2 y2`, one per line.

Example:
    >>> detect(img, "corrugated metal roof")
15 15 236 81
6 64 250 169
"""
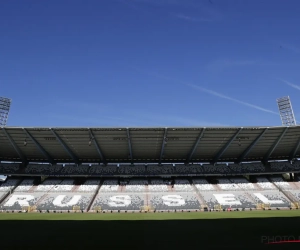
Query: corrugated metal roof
0 126 298 164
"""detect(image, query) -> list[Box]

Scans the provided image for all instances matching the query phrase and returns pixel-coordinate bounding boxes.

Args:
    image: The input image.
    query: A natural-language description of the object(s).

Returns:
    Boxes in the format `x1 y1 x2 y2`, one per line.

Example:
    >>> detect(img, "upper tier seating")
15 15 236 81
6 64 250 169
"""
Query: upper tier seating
270 162 298 172
229 163 265 173
61 165 90 175
0 163 20 174
16 161 300 176
201 164 231 174
147 165 174 175
25 164 62 174
89 166 117 175
173 165 203 174
118 165 145 175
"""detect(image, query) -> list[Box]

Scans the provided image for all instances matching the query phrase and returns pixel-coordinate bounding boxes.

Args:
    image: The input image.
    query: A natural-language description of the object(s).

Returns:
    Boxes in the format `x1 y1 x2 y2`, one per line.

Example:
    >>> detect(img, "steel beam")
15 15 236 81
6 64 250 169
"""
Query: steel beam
24 128 55 164
289 137 300 161
159 128 168 164
236 128 268 164
263 127 288 163
126 128 133 164
89 129 106 164
50 128 79 164
186 128 205 164
212 128 243 164
2 128 26 163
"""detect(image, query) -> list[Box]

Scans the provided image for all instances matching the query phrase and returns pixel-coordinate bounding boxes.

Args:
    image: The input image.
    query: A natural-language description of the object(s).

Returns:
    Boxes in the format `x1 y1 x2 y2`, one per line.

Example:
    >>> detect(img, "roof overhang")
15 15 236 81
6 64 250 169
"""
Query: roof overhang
0 126 298 164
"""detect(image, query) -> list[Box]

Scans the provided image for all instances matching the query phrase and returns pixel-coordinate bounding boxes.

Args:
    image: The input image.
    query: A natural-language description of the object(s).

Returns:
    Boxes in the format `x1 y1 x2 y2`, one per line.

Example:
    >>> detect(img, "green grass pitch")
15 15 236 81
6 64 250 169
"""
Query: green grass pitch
0 209 300 220
1 210 300 249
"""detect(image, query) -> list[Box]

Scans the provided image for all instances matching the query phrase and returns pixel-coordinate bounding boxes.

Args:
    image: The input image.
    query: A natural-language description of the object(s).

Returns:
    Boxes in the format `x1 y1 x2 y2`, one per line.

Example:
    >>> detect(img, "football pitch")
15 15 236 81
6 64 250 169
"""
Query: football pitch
0 209 300 220
1 210 300 249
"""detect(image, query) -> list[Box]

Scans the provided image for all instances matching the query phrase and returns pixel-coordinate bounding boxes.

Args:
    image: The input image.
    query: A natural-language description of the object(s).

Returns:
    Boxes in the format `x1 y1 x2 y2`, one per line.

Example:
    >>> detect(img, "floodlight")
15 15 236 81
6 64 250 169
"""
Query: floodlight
276 96 296 126
0 97 11 126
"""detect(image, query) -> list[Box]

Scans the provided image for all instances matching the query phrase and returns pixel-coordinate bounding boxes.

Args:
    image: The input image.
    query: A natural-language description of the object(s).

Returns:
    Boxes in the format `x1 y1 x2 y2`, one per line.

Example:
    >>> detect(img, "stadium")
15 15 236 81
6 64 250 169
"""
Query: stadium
1 124 300 248
2 1 300 248
0 125 300 213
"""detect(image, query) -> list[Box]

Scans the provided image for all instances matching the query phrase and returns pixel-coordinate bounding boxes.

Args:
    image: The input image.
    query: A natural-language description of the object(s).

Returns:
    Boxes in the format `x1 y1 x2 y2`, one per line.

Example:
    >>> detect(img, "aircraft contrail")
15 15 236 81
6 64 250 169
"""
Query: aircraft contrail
280 79 300 91
129 65 278 115
186 83 278 115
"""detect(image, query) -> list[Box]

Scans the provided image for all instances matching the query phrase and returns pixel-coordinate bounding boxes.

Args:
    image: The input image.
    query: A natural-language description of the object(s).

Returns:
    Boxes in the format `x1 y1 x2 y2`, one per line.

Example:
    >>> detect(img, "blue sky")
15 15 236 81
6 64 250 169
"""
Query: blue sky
1 0 300 127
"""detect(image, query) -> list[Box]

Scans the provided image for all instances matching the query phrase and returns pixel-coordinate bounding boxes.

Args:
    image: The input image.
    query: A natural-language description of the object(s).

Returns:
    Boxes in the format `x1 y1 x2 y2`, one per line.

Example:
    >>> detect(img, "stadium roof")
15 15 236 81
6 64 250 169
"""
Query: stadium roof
0 126 299 164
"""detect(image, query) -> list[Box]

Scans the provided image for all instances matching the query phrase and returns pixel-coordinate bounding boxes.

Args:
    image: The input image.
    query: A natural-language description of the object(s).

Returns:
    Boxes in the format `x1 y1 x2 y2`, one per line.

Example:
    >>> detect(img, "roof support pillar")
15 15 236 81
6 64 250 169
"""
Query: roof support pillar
289 137 300 162
186 128 205 165
159 128 168 165
126 128 133 164
235 128 268 164
212 128 243 165
23 129 55 165
89 129 106 165
263 127 288 163
50 128 80 165
2 128 27 164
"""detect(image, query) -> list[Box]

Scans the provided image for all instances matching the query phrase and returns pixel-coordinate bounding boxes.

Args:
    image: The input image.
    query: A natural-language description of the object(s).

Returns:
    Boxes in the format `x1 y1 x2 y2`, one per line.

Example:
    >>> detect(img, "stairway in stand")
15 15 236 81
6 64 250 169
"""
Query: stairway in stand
189 179 207 208
86 179 103 212
144 183 149 208
28 184 38 193
34 194 49 210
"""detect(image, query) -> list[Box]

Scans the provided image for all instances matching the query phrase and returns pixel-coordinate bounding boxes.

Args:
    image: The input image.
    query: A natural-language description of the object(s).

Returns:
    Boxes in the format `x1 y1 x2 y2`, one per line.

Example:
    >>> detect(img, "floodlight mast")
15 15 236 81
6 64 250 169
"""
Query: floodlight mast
276 96 296 126
0 97 12 126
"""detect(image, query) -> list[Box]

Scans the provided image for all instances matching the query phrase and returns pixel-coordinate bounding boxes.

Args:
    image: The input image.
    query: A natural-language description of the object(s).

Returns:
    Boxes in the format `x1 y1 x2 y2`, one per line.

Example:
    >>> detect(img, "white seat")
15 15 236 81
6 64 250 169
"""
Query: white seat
256 177 276 190
77 180 100 192
148 179 168 192
100 180 119 192
15 179 35 192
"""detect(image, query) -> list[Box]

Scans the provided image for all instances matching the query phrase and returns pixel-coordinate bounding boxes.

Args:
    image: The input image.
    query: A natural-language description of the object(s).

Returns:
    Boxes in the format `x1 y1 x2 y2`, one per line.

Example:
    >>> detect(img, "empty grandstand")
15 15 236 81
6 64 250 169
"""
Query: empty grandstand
0 126 300 212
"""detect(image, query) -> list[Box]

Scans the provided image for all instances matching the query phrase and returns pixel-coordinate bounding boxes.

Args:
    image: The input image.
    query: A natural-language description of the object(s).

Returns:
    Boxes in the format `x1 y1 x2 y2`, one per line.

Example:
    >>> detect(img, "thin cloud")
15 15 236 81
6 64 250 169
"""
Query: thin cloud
174 13 211 22
129 66 278 116
126 0 200 7
221 60 257 66
281 44 300 54
206 59 281 72
185 84 278 115
207 60 257 71
119 0 221 22
280 79 300 91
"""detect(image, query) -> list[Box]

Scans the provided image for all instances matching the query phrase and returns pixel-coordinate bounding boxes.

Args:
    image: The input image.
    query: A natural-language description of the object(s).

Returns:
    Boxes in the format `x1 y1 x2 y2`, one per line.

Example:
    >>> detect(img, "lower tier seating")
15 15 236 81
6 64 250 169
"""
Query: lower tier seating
0 176 296 211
